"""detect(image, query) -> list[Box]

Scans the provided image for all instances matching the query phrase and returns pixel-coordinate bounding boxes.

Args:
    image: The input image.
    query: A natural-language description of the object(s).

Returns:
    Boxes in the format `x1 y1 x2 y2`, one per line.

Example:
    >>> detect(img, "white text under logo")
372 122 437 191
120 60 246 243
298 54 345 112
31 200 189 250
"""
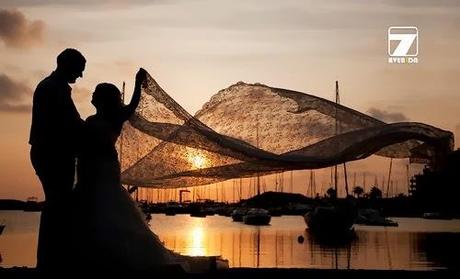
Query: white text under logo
388 26 418 64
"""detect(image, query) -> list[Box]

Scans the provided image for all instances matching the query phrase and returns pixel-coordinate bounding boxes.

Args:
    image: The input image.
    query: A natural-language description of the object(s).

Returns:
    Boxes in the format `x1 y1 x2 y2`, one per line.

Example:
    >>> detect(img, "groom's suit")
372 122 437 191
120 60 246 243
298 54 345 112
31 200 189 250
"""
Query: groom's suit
29 70 83 270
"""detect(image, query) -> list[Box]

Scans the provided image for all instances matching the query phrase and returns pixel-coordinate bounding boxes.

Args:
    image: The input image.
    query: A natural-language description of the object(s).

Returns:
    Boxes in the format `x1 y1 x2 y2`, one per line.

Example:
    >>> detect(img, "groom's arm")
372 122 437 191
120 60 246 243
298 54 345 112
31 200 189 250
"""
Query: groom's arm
58 86 84 153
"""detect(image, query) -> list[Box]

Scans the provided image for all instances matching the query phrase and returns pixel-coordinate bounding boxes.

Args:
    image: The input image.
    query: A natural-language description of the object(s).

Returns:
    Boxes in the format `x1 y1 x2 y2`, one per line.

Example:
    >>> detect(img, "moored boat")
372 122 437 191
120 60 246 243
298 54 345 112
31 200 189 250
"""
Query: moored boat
243 208 271 225
304 205 356 235
231 208 248 222
422 212 453 220
355 209 398 227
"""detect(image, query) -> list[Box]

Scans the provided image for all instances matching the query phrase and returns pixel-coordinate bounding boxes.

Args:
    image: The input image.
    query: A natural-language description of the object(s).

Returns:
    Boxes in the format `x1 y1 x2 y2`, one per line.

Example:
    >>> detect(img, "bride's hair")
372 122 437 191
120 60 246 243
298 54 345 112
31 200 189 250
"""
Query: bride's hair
91 83 122 113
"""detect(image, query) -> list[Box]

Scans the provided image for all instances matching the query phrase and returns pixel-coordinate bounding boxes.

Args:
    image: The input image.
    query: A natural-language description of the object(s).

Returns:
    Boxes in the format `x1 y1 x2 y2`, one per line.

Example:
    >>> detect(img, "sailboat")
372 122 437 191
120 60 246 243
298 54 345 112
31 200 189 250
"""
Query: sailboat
303 81 357 236
242 114 271 226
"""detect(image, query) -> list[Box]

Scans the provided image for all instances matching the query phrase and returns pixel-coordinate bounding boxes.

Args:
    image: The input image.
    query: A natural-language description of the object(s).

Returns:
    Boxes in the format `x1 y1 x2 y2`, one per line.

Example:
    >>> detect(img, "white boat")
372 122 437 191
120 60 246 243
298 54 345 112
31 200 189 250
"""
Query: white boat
422 212 452 220
355 209 398 227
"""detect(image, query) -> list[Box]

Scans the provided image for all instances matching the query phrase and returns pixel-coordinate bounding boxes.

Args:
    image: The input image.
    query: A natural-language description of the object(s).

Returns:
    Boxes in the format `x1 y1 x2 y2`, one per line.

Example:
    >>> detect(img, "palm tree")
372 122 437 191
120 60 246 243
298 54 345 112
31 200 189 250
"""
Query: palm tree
353 186 364 198
369 186 382 200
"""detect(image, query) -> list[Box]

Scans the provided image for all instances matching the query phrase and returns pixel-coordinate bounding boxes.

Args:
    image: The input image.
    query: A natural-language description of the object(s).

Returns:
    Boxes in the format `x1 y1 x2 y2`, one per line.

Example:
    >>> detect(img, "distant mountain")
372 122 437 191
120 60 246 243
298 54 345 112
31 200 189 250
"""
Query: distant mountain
242 191 312 208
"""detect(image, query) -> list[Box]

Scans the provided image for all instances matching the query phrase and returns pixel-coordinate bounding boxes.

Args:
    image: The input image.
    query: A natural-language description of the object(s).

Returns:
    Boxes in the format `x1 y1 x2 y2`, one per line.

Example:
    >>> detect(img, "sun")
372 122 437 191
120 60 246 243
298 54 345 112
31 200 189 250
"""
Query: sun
190 154 206 169
186 149 209 169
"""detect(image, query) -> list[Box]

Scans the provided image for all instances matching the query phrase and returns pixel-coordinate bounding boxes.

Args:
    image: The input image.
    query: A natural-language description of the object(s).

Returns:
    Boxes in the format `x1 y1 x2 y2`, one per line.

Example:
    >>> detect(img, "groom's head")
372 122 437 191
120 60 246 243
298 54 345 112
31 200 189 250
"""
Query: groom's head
56 48 86 84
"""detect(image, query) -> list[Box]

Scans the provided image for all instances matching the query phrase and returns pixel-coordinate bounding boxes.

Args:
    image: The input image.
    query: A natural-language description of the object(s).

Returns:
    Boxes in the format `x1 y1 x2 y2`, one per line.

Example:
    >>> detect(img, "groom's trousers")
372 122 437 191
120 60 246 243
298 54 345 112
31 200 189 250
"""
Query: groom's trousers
30 145 75 272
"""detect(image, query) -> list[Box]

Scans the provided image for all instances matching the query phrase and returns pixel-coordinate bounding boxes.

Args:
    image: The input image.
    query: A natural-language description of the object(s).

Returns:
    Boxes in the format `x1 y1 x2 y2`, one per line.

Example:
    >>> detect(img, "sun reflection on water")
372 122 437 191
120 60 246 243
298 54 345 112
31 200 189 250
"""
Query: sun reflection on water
2 213 459 270
187 219 207 256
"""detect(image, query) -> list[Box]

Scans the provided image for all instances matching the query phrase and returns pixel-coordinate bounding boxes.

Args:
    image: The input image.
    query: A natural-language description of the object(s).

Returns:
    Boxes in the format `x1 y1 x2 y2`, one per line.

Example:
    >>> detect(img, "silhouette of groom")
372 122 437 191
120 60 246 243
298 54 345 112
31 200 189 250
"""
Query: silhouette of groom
29 48 86 272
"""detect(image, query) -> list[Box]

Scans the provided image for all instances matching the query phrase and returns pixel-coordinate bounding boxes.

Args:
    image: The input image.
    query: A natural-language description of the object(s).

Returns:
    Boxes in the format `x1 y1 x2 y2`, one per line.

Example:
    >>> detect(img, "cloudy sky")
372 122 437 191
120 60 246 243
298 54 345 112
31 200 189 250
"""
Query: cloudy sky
1 0 459 200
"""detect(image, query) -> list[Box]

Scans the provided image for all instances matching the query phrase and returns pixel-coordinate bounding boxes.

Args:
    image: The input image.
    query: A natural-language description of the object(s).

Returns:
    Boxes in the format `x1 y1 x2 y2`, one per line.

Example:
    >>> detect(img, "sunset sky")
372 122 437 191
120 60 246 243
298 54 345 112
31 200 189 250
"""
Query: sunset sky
1 0 459 200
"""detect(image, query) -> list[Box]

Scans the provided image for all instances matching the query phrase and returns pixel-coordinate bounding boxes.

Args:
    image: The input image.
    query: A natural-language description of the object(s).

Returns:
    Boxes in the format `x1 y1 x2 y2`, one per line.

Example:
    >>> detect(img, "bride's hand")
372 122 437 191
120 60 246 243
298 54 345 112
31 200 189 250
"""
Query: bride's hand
135 68 147 86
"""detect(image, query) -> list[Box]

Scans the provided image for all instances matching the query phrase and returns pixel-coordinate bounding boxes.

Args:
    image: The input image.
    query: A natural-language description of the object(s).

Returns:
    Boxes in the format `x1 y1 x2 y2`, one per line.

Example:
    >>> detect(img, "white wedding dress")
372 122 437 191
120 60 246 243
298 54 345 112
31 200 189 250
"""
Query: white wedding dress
72 114 227 274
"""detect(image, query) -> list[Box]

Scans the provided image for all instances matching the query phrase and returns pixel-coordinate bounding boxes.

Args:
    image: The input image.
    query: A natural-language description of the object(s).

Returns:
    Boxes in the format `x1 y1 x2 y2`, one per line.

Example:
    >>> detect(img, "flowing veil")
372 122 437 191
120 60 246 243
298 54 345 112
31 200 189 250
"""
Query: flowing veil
120 71 454 189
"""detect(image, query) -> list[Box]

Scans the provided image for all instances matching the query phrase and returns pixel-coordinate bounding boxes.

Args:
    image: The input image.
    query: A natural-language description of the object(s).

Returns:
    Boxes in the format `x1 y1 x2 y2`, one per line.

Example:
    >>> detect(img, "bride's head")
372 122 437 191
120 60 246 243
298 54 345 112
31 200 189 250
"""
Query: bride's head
91 83 122 116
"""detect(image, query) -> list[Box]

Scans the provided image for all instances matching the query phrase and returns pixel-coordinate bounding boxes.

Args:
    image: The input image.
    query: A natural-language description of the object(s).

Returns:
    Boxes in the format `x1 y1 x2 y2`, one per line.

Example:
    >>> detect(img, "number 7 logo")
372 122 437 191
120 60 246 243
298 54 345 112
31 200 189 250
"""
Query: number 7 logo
388 26 418 57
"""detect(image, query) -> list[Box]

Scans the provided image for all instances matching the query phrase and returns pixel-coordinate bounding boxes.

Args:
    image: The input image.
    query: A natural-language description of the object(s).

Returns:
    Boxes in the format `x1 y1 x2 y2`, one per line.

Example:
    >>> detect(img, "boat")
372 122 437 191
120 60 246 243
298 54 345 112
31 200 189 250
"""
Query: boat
304 201 356 235
355 209 398 227
303 81 356 236
189 204 208 218
164 201 182 216
231 208 248 222
243 208 271 225
422 212 452 220
190 208 207 218
0 224 5 235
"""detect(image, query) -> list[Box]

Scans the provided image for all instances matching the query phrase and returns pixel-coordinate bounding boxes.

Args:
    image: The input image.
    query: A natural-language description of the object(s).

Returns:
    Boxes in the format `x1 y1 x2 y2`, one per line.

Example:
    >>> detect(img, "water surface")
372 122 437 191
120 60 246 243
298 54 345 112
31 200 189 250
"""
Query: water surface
1 211 459 270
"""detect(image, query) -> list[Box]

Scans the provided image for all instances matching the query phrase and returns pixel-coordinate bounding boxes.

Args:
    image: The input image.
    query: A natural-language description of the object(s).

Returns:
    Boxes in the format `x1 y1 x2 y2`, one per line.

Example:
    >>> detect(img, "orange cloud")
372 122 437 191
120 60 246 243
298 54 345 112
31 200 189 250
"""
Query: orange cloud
367 108 409 123
0 9 45 48
0 73 32 113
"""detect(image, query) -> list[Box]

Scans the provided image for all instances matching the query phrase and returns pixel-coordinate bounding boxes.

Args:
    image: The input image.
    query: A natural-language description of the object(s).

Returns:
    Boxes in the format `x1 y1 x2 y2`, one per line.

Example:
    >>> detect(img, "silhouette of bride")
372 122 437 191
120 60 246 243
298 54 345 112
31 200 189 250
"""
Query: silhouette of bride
72 68 227 274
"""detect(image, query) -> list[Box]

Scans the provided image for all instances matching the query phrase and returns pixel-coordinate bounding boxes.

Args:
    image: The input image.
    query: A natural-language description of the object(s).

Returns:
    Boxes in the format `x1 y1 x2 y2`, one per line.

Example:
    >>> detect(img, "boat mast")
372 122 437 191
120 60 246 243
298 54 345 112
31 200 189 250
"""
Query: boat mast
406 163 410 195
334 81 338 194
120 81 125 164
221 184 224 202
120 81 130 193
363 172 366 192
239 178 243 201
335 81 349 196
343 162 349 197
309 170 316 198
386 158 393 198
256 114 260 196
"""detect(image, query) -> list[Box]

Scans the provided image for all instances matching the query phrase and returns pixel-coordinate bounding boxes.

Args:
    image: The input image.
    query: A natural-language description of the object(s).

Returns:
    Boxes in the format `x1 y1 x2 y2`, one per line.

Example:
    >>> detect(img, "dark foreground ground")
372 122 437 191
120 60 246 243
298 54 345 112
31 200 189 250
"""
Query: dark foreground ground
1 267 459 279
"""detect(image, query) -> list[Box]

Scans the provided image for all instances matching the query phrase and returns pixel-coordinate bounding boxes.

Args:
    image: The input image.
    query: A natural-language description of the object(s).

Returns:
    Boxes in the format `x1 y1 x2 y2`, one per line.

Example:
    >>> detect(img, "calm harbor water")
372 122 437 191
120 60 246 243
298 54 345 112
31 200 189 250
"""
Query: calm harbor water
1 211 459 270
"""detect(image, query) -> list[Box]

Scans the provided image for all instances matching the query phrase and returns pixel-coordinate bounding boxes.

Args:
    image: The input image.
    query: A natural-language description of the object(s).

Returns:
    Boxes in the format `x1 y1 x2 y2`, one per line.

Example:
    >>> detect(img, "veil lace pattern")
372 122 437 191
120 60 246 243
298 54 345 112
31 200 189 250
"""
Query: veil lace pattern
120 71 454 188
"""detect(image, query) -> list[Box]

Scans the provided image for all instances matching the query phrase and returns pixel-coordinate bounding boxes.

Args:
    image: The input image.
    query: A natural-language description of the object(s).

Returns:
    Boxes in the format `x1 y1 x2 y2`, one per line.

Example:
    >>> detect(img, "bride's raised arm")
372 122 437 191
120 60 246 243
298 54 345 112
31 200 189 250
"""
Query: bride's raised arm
122 68 147 120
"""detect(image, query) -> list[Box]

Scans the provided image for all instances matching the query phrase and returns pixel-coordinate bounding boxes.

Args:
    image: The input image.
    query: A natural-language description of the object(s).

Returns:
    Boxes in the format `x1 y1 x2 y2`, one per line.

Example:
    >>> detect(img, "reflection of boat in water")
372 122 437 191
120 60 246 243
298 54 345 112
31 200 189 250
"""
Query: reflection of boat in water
305 226 357 247
304 202 356 235
355 209 398 227
231 208 248 222
243 208 271 225
0 223 5 235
